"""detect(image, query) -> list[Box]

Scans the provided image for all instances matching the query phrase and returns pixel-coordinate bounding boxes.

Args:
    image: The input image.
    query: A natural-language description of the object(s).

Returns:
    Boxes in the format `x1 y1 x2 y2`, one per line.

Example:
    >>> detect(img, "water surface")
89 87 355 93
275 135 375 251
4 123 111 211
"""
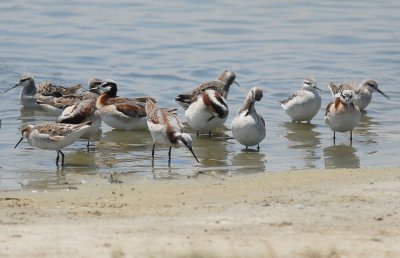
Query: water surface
1 1 399 190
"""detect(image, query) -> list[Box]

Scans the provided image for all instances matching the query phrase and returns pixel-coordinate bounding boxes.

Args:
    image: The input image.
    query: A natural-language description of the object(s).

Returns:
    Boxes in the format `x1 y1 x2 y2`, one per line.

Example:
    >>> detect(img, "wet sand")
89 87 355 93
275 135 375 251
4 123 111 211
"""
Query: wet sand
1 168 399 258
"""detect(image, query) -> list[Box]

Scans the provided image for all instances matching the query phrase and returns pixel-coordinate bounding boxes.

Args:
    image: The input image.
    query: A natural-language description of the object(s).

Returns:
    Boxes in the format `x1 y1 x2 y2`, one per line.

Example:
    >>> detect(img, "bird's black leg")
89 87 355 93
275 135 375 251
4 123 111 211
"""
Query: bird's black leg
168 146 172 167
56 151 60 166
59 150 65 167
151 144 155 167
350 131 353 144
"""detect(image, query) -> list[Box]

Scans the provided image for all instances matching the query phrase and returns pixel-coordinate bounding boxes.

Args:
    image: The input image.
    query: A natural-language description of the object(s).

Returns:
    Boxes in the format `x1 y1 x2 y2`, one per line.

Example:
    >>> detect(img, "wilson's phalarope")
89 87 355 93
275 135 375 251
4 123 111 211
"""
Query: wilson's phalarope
96 79 155 130
280 76 321 123
145 99 199 167
175 70 239 109
14 121 92 167
4 75 83 108
185 89 229 137
329 79 390 110
231 87 266 150
56 99 102 150
325 89 361 143
36 78 103 115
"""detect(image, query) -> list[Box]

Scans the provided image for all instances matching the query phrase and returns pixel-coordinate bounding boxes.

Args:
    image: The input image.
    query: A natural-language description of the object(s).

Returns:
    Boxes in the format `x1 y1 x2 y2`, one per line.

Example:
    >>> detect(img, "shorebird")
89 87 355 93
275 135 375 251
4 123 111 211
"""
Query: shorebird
56 99 102 150
14 121 92 167
280 76 321 123
325 89 361 143
328 79 390 110
145 99 199 167
185 89 229 137
175 70 239 109
96 79 156 130
37 78 103 115
231 87 266 150
4 75 83 108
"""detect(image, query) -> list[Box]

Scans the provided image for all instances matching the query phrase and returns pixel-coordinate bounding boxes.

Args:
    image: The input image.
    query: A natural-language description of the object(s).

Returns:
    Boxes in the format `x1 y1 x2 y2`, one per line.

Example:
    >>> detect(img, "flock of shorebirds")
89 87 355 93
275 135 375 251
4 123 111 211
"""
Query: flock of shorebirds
4 70 390 167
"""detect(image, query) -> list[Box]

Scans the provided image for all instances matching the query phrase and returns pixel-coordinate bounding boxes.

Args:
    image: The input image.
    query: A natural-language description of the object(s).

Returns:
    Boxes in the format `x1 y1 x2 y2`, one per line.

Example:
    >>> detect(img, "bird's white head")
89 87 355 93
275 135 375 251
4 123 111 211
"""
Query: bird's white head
361 79 390 100
339 90 355 105
302 76 320 91
176 132 199 163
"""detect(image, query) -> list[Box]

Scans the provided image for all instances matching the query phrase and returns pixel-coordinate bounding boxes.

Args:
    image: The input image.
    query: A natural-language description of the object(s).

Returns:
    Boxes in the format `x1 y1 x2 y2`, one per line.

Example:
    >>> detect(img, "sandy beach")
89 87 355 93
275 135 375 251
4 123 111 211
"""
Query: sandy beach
1 168 399 258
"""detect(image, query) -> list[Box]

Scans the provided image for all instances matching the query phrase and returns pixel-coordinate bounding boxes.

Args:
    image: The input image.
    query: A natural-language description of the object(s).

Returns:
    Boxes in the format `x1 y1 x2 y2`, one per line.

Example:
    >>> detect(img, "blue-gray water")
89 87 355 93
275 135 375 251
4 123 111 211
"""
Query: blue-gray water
0 1 399 190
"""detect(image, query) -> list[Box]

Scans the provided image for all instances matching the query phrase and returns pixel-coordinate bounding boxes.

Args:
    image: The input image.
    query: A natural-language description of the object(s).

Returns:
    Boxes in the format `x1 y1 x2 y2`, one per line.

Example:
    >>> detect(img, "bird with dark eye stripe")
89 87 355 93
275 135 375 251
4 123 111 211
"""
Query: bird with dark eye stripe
328 79 390 110
185 89 229 137
96 79 157 130
146 99 199 167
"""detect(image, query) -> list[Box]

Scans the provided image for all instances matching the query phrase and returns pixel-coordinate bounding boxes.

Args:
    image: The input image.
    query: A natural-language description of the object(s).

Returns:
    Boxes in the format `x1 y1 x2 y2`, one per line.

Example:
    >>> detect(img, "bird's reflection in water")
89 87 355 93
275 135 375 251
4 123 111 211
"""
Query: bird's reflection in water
231 151 267 174
282 122 321 168
19 107 54 124
195 134 230 168
323 144 360 169
95 128 154 169
354 112 379 144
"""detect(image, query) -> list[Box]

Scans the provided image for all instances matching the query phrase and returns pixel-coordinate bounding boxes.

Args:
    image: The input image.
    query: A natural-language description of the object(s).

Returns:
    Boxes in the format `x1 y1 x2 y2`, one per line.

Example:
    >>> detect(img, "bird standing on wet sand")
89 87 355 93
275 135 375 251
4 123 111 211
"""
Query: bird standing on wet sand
175 70 240 110
325 89 361 143
280 76 321 123
56 99 102 150
96 79 156 130
146 99 199 167
185 89 229 137
4 75 82 108
328 79 390 110
14 121 92 167
231 87 266 150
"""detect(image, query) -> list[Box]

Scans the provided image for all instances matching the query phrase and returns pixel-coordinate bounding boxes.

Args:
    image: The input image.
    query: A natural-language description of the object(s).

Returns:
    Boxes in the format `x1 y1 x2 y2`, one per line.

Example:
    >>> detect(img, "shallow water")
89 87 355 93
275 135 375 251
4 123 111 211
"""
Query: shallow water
0 0 399 190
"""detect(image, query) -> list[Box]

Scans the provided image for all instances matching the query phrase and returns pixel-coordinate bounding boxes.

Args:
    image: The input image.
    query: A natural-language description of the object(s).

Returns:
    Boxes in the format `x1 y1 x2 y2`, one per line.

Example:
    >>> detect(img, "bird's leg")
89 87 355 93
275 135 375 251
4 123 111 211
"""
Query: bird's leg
59 150 65 167
168 146 172 167
86 140 90 152
196 131 199 139
333 131 336 146
350 131 353 144
151 144 155 167
56 151 60 166
208 131 212 138
257 144 260 151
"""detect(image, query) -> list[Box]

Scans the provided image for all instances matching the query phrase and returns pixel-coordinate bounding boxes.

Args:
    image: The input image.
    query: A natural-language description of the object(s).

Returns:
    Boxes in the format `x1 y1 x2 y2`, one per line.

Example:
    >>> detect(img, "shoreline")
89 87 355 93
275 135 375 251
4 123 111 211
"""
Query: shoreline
1 168 399 257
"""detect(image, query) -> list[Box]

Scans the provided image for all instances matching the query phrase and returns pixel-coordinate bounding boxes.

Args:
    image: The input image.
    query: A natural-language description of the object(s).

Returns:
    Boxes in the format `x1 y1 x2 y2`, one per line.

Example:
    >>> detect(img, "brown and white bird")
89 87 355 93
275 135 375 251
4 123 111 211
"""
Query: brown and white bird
328 79 390 110
185 89 229 137
145 99 199 167
56 98 102 150
96 79 155 130
14 121 92 167
4 75 83 108
325 89 361 143
37 78 103 115
175 70 239 109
